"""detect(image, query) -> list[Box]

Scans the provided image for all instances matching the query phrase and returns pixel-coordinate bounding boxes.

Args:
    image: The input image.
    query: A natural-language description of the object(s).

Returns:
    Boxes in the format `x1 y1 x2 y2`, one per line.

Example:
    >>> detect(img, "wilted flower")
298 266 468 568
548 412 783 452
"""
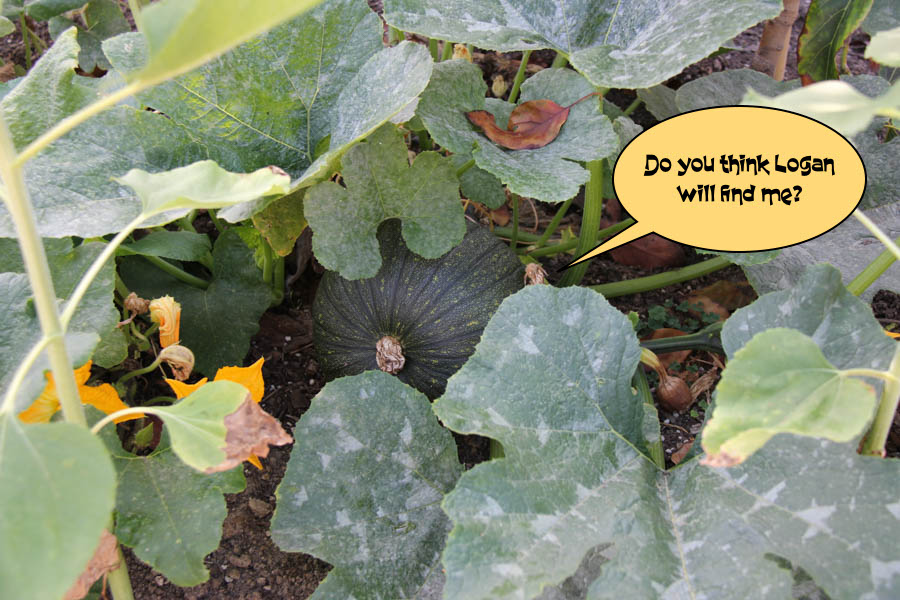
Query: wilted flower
149 295 181 348
158 344 195 381
19 361 143 424
166 357 269 468
452 43 472 62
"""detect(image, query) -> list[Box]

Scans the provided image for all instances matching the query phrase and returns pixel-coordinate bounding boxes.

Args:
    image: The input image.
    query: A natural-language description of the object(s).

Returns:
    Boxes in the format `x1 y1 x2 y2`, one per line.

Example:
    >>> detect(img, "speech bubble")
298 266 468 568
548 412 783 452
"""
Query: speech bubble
564 106 866 268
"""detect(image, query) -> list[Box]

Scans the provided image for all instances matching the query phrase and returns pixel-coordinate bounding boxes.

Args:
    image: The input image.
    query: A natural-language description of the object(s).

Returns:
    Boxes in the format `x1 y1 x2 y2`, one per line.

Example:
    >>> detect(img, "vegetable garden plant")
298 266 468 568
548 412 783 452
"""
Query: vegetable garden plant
0 0 898 598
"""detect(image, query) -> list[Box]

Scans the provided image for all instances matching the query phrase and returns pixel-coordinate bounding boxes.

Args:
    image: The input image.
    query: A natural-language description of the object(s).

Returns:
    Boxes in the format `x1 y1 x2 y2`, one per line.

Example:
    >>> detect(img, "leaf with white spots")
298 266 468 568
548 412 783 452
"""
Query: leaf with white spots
271 371 462 599
416 60 617 203
434 285 900 599
384 0 781 88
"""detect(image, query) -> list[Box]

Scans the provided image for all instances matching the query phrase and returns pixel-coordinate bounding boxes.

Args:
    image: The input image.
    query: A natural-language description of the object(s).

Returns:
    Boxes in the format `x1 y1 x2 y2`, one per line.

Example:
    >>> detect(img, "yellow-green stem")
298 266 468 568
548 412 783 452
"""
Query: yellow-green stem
20 15 31 70
428 38 439 61
623 97 643 116
558 159 603 286
0 118 85 424
107 545 135 600
527 218 634 258
847 237 899 296
860 343 900 456
854 209 900 262
590 257 731 298
533 196 574 249
127 0 145 31
117 354 164 386
15 82 142 167
455 158 475 178
507 50 532 104
91 406 158 435
61 215 145 329
141 254 210 290
551 52 568 68
440 40 454 61
509 195 520 249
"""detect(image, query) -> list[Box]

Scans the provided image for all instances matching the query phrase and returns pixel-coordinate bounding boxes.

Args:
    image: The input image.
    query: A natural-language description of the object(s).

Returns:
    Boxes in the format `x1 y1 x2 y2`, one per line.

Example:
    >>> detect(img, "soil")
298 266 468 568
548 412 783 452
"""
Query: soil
3 2 896 598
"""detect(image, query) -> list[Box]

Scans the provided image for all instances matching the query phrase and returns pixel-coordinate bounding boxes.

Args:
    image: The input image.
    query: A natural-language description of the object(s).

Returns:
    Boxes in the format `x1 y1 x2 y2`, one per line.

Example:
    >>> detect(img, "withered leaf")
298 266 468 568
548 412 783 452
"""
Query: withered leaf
466 93 599 150
609 233 685 269
205 398 293 474
64 530 119 600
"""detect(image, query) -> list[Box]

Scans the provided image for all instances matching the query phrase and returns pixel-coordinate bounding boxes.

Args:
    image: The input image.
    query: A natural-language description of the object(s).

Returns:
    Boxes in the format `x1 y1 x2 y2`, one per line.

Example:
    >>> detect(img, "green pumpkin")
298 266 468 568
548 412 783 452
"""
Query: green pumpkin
313 219 524 398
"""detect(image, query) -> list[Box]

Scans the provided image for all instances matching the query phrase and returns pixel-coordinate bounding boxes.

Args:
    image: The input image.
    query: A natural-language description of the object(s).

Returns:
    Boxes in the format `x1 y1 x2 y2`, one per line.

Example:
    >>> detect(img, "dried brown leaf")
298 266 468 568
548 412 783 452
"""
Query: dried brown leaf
466 93 599 150
685 294 730 322
671 440 694 465
205 398 293 474
64 530 119 600
692 280 756 311
690 368 719 401
609 234 685 268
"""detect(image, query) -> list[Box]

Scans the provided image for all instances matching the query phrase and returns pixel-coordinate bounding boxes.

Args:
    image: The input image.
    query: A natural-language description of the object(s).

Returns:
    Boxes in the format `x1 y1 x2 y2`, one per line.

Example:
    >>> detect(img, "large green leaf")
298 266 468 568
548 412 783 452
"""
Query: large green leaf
119 229 272 376
129 0 324 87
0 238 120 413
798 0 874 82
722 264 896 371
100 425 245 586
271 371 462 599
743 202 899 301
385 0 781 88
742 74 900 138
701 328 877 465
866 26 900 66
119 230 213 263
304 124 465 280
434 285 900 599
105 0 433 190
417 60 617 203
0 414 116 600
75 0 131 72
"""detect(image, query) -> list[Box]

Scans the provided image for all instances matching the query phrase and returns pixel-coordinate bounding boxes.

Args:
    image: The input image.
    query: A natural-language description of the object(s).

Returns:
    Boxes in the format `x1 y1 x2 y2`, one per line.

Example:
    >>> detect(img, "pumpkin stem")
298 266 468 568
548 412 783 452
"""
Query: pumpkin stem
376 336 405 375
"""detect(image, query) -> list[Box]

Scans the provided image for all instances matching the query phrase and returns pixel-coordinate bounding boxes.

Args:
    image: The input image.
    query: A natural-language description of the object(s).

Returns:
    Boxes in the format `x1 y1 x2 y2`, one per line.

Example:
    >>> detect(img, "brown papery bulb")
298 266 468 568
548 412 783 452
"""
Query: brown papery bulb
657 375 692 412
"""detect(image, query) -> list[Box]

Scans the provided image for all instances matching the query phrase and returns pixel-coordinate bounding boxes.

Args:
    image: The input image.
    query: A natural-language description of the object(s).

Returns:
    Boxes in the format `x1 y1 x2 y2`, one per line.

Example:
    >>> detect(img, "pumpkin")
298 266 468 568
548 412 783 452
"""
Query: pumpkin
312 219 524 398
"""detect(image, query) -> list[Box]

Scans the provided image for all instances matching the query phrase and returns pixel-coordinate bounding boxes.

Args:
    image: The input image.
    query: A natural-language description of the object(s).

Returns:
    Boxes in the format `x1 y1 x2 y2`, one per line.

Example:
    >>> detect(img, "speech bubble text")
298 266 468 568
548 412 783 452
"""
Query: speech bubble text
565 106 866 268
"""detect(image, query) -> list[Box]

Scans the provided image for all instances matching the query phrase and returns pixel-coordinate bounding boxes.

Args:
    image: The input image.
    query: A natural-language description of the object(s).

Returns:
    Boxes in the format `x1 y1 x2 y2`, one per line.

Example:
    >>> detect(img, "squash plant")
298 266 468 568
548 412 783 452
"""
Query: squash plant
0 0 898 599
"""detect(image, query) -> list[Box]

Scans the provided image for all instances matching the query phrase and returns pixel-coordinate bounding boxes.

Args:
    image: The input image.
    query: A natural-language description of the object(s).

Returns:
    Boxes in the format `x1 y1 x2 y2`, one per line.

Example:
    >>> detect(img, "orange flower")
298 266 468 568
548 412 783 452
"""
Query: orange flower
165 357 266 468
149 296 181 348
19 362 143 424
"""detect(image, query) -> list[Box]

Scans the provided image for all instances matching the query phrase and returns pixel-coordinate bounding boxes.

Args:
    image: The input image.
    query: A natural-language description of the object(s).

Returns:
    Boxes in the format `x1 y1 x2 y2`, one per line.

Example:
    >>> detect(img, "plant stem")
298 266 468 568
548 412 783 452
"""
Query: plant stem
507 50 531 105
632 366 665 469
854 209 900 262
388 26 403 45
527 219 635 258
61 215 145 328
141 255 210 290
847 236 900 297
0 118 85 424
623 97 643 116
440 40 453 62
261 240 275 284
91 407 158 435
20 15 31 71
107 546 135 600
127 0 145 31
509 195 520 249
557 159 603 286
489 439 504 459
15 81 142 167
272 254 285 305
640 322 725 356
533 196 574 249
841 369 899 384
590 256 732 299
551 52 568 68
428 38 439 61
207 208 225 234
117 354 164 386
455 158 475 178
860 343 900 456
177 210 198 233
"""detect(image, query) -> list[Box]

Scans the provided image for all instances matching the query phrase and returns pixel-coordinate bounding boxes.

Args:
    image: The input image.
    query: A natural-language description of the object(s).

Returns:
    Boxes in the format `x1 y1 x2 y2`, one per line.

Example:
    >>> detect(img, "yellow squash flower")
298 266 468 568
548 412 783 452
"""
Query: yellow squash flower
19 361 143 424
149 295 181 348
166 357 266 468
